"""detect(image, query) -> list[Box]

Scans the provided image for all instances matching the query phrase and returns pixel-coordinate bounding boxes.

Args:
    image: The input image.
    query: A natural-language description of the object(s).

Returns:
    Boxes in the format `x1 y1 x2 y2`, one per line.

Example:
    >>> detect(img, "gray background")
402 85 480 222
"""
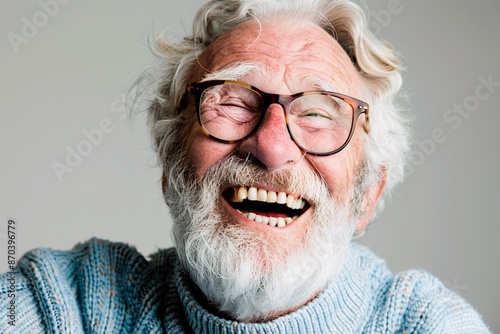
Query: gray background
1 0 498 331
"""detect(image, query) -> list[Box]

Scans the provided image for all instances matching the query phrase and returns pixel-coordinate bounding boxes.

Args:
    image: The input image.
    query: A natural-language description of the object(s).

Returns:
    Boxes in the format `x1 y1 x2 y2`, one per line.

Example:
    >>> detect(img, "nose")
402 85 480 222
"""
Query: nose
237 104 304 171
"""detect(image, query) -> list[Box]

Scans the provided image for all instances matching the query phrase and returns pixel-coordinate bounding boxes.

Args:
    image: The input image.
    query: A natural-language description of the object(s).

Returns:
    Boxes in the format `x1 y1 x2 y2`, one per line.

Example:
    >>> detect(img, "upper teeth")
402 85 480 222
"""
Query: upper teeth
230 186 306 210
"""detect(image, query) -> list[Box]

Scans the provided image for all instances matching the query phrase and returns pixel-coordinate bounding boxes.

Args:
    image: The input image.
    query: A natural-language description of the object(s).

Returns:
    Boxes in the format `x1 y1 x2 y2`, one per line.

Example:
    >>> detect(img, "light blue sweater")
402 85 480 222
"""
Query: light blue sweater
0 238 490 333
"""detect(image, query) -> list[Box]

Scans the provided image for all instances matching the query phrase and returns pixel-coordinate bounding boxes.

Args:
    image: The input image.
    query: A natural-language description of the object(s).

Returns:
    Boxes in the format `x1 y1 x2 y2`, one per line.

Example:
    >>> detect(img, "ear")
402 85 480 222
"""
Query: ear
354 174 386 233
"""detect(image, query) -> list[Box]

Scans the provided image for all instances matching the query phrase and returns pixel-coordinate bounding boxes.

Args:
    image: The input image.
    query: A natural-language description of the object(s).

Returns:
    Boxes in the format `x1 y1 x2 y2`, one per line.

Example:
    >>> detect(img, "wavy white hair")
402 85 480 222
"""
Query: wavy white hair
135 0 411 226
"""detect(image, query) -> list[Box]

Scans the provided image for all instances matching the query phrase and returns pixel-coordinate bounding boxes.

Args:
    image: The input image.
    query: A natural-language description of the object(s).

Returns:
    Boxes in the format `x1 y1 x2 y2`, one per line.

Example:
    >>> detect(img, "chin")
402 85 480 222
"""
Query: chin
167 155 357 322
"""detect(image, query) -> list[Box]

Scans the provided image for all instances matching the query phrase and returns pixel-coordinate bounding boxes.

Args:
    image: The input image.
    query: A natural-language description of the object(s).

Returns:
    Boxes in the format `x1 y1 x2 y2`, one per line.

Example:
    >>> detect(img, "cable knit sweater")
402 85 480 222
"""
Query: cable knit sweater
0 238 490 333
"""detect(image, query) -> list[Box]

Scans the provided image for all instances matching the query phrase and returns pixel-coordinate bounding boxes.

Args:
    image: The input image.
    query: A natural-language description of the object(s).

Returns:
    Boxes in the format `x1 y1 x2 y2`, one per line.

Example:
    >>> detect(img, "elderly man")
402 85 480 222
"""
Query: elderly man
0 0 490 333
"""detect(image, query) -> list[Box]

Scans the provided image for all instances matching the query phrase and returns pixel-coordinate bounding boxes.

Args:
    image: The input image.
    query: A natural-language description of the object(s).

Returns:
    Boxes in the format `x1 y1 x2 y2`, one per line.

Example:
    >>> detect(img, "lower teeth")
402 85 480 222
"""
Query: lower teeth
240 211 298 227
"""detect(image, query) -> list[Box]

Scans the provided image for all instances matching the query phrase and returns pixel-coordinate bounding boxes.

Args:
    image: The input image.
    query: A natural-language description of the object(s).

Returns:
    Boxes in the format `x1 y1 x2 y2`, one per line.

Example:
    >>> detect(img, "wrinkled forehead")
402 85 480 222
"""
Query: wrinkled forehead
191 18 365 96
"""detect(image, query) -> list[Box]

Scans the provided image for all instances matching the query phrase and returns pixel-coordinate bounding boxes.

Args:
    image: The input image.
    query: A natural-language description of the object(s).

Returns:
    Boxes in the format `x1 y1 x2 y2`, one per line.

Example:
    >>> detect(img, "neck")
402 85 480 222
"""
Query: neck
187 277 322 323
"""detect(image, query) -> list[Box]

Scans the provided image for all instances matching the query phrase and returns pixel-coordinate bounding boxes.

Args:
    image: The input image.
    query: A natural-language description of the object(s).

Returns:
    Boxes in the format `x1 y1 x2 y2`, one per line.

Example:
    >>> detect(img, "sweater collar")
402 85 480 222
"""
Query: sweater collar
174 244 375 334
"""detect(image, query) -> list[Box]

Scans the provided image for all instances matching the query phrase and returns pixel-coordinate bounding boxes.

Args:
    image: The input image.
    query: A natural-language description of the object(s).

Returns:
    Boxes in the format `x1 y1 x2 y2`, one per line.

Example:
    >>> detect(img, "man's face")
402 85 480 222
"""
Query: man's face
166 18 380 322
185 18 370 241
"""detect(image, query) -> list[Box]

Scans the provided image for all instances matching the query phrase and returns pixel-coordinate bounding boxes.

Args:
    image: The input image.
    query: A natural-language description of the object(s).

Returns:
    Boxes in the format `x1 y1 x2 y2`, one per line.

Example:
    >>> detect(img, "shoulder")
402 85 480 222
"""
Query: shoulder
16 237 177 279
368 264 489 332
348 244 490 333
385 269 490 333
0 238 178 333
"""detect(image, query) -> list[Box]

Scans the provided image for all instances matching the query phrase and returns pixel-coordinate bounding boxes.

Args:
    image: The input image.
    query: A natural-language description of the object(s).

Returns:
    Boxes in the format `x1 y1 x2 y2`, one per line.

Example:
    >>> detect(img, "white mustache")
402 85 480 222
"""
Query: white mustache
199 155 331 207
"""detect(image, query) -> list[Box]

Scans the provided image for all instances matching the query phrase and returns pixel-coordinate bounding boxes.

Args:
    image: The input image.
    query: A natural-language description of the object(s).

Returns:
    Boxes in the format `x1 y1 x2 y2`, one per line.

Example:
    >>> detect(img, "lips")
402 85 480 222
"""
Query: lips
224 186 310 227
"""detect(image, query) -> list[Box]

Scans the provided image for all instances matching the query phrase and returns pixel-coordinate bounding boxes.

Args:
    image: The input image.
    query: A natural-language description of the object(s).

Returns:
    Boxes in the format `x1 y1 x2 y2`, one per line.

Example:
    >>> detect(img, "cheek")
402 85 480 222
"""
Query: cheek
309 155 351 196
186 125 238 180
308 139 364 197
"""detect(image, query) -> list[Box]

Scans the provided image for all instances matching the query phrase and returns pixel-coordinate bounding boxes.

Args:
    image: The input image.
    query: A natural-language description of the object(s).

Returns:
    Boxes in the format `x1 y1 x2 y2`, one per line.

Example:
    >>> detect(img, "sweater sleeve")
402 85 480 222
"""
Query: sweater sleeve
0 246 86 333
0 238 156 333
371 269 491 333
1 270 45 333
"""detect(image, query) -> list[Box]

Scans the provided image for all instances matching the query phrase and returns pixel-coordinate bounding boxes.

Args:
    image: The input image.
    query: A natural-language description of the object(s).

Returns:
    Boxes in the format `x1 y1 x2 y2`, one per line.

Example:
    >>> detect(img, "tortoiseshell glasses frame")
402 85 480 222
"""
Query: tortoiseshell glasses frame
178 80 370 156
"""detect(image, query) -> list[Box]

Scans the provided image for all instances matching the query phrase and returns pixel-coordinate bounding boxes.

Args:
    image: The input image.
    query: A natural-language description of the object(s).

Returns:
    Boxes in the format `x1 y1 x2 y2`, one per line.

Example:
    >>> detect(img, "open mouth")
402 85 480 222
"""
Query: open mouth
223 186 310 228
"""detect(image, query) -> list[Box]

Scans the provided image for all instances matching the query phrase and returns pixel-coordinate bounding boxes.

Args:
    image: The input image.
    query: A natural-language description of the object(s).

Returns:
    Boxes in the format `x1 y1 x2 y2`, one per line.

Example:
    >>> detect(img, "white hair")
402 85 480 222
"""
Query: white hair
134 0 411 228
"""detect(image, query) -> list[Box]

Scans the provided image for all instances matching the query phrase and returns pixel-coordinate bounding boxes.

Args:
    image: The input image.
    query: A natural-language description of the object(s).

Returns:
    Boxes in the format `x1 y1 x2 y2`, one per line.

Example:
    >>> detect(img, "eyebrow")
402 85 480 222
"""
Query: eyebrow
201 65 339 94
201 62 264 82
301 76 339 93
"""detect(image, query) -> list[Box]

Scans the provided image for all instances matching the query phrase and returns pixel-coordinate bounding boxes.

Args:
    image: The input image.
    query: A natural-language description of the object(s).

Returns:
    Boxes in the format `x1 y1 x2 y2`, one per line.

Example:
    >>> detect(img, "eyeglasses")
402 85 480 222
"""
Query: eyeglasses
180 80 370 156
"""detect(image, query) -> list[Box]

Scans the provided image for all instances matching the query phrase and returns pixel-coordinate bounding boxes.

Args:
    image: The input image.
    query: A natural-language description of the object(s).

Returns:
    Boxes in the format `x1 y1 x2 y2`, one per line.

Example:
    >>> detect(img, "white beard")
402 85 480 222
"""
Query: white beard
165 154 361 322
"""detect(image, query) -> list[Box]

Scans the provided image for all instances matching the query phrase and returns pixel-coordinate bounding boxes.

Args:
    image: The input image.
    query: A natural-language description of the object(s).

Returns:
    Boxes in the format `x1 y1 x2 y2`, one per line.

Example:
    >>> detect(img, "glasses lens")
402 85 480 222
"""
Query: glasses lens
287 93 354 154
199 84 262 141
